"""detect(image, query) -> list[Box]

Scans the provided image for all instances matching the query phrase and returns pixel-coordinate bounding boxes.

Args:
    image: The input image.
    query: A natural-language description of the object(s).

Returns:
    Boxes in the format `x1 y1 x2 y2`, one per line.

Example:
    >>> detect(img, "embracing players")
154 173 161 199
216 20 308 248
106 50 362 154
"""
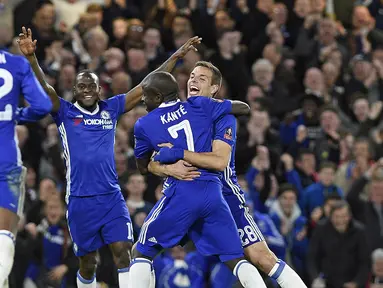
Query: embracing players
0 48 52 287
131 71 268 287
18 26 200 288
150 61 307 288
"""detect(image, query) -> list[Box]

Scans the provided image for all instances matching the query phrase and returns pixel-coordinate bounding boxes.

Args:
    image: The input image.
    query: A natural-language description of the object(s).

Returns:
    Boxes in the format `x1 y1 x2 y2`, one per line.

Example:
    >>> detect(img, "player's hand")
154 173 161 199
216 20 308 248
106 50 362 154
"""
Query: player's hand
17 27 37 57
166 160 201 181
174 36 202 59
154 146 184 164
48 264 68 281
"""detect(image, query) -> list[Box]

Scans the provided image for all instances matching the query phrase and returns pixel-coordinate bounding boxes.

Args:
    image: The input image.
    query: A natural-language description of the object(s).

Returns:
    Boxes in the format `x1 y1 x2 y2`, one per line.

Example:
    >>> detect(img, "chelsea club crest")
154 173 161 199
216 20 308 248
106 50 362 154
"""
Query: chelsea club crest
101 110 110 120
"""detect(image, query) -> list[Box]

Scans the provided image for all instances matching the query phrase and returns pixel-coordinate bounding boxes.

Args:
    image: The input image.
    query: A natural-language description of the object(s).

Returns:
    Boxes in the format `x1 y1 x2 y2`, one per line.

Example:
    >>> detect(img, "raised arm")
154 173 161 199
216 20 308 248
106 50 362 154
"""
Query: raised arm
123 36 202 112
230 100 250 116
18 27 60 112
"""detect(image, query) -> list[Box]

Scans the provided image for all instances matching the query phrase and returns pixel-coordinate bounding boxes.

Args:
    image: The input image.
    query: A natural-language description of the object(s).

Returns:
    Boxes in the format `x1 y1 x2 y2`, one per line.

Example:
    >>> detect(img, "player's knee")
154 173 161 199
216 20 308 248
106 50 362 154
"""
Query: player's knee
224 258 245 271
111 242 132 269
79 253 97 279
131 242 145 260
245 241 277 273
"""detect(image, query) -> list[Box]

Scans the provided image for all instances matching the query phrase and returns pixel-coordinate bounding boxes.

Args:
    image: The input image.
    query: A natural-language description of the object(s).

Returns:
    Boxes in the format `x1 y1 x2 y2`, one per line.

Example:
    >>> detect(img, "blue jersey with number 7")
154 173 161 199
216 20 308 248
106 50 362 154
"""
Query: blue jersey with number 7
134 96 233 185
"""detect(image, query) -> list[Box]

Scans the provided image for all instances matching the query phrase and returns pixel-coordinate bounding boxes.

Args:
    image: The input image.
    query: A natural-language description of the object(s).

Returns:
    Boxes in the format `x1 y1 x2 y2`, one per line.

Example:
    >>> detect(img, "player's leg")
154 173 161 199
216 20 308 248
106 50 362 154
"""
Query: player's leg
226 192 307 287
77 252 98 288
66 195 108 287
190 182 266 288
130 183 201 288
0 167 26 286
103 192 134 287
228 193 307 288
245 242 307 288
130 243 156 288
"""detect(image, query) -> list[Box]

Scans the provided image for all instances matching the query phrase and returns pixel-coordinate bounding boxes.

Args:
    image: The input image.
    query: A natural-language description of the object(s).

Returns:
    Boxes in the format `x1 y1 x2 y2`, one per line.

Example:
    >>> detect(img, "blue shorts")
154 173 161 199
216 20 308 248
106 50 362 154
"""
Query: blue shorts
224 192 265 248
0 166 26 217
67 191 133 257
137 180 244 262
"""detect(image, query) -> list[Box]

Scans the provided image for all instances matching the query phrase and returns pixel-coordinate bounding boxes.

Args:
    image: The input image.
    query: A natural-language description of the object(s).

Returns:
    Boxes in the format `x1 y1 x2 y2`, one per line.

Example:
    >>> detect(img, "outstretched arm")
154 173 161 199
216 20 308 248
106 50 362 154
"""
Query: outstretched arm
123 36 202 112
18 27 60 112
230 100 250 116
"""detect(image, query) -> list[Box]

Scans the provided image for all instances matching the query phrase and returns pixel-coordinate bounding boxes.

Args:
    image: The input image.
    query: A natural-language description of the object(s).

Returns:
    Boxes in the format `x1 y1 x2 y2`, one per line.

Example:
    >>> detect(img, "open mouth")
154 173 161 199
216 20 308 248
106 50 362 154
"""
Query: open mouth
84 95 93 100
189 85 200 95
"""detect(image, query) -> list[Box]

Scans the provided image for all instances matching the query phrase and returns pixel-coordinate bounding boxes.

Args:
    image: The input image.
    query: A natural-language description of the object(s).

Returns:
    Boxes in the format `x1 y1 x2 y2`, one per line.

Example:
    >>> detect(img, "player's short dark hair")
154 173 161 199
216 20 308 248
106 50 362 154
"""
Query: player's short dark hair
76 69 98 83
319 161 337 172
193 61 222 86
143 71 179 101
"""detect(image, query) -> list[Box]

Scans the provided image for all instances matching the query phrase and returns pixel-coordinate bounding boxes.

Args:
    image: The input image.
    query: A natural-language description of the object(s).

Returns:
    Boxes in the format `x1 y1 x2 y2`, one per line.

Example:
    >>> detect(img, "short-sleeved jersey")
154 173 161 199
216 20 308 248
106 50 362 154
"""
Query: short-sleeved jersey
0 50 51 179
134 96 232 189
52 95 126 200
213 114 241 196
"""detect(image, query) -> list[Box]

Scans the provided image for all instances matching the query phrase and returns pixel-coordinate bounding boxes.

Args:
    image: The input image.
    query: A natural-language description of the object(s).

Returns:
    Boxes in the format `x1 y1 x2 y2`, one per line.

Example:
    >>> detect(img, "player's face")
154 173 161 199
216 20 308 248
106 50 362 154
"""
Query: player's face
74 73 101 108
142 91 162 112
187 66 217 98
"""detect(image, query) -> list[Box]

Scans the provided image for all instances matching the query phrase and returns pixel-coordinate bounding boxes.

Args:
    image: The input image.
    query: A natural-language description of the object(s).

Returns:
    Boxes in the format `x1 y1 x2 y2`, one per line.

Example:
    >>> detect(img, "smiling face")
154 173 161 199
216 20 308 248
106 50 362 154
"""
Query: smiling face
73 71 101 109
187 62 221 98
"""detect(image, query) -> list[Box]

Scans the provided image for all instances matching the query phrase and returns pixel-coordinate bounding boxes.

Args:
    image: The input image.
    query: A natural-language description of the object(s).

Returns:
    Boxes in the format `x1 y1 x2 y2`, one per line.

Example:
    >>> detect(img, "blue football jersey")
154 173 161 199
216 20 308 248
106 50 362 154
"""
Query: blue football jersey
0 50 52 179
52 95 126 200
134 96 233 187
213 114 241 196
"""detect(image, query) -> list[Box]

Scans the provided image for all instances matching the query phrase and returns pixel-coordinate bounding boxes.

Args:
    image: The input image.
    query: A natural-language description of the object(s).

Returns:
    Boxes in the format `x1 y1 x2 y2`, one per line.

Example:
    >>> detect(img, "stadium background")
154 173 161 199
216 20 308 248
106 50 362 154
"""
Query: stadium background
2 0 383 287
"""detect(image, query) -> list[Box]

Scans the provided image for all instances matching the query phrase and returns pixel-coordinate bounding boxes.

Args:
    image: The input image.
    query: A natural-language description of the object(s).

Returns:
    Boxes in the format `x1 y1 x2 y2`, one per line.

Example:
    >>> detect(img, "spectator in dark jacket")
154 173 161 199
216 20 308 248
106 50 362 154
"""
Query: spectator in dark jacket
307 200 370 288
347 159 383 254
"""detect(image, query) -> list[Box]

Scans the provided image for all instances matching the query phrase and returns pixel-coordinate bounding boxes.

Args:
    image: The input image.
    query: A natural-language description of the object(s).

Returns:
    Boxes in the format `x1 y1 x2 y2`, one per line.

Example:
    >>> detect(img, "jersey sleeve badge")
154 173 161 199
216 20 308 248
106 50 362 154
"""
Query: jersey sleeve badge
224 127 233 140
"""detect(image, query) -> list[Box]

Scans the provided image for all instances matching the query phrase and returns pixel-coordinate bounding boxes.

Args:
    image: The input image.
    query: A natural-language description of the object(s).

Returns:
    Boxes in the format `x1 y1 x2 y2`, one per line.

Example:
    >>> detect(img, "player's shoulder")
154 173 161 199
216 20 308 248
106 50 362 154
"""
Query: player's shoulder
215 113 236 127
0 51 29 71
1 51 28 65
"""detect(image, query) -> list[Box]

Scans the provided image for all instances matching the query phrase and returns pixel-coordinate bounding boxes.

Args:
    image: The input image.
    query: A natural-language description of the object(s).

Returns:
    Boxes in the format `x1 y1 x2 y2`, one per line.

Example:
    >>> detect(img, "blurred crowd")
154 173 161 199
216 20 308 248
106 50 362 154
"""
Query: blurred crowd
2 0 383 287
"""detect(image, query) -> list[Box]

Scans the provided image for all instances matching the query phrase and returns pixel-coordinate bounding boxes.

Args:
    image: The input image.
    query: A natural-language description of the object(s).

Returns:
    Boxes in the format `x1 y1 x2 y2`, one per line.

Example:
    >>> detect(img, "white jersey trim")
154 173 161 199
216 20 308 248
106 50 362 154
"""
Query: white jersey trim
74 102 99 115
58 123 71 203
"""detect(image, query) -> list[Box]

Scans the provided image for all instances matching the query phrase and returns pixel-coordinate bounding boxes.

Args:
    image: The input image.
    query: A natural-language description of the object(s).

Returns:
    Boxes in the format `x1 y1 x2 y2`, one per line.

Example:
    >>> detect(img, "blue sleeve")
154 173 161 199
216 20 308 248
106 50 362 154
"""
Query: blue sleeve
213 115 236 147
134 120 154 159
106 94 126 117
18 59 52 120
191 96 232 122
50 98 71 124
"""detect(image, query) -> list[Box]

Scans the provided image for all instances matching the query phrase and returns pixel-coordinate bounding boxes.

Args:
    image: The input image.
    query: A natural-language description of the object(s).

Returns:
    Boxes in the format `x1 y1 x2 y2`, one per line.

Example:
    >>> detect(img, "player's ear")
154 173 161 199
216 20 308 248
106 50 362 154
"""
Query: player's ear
210 85 219 95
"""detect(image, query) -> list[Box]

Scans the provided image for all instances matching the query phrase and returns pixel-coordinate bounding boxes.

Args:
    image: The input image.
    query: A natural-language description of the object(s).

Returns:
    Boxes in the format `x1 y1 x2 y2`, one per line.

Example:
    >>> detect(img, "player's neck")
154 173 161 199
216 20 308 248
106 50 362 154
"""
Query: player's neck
163 96 178 103
76 101 98 113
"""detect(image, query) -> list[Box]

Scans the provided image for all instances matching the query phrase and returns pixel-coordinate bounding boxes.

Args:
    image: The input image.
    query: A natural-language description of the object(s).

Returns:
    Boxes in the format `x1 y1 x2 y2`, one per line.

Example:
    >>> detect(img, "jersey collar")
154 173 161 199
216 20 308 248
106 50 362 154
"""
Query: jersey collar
158 99 180 108
74 102 100 115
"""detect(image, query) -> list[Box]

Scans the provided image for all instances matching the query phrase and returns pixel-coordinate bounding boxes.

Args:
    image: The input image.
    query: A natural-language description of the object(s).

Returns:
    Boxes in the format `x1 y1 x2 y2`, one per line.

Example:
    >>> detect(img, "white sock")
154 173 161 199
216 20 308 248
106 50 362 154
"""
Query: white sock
149 266 156 288
233 260 267 288
76 271 96 288
0 231 15 287
268 259 307 288
118 267 130 287
129 258 152 288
